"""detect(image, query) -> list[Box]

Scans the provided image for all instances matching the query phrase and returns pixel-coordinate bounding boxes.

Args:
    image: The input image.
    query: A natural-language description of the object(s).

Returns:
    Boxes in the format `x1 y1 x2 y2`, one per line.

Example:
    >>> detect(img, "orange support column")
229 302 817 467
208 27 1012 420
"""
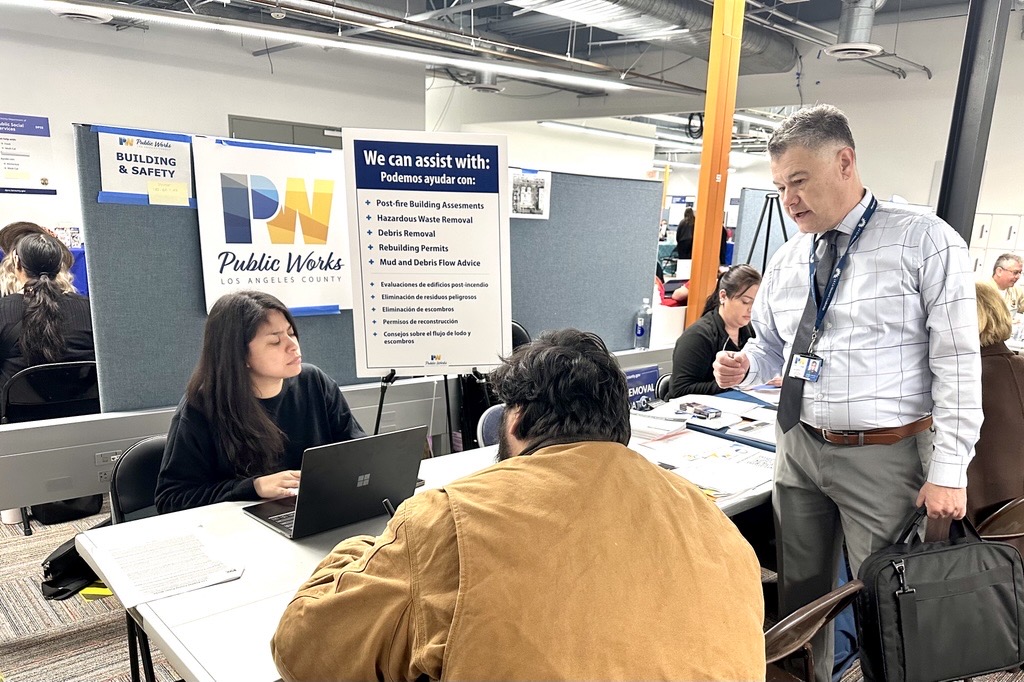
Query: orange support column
686 0 745 327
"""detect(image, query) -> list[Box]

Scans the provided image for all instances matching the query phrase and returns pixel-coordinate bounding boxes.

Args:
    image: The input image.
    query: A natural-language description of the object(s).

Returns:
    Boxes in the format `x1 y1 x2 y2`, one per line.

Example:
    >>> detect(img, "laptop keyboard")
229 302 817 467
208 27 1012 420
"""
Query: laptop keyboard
269 510 296 531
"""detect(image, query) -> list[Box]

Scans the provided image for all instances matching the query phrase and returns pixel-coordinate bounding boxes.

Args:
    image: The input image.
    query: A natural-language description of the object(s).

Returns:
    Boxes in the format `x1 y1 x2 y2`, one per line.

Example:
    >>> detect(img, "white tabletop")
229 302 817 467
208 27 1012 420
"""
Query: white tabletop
77 437 770 682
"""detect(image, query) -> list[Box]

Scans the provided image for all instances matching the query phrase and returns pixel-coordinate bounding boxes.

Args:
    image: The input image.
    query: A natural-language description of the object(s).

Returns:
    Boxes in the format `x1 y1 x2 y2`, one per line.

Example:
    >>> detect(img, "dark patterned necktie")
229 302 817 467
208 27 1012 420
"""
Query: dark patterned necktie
777 230 838 433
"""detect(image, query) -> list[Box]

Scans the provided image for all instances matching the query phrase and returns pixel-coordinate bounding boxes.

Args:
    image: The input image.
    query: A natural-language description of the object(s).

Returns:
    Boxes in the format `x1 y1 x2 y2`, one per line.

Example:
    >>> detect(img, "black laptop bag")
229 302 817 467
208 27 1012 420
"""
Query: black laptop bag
856 507 1024 682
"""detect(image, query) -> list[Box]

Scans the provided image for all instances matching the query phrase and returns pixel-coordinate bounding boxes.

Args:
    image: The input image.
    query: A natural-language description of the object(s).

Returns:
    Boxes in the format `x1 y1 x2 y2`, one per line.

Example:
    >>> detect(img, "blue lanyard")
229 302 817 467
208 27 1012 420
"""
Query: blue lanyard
806 196 877 351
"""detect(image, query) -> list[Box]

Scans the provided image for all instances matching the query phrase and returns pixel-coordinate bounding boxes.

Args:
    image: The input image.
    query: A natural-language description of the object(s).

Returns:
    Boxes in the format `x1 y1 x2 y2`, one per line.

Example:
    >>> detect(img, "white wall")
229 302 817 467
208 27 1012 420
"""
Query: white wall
0 7 427 229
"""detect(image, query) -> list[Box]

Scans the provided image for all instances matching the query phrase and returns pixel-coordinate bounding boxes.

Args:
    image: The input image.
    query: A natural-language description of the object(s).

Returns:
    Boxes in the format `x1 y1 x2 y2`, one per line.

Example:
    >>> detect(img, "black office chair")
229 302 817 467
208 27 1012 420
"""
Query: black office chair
511 320 531 349
109 435 168 682
655 373 672 401
0 361 100 535
476 404 505 447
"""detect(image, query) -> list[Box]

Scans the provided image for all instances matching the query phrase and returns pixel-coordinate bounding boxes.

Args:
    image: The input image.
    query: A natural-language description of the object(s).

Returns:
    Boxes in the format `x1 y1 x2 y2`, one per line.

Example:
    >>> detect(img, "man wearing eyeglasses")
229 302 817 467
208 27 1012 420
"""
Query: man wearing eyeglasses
991 253 1024 314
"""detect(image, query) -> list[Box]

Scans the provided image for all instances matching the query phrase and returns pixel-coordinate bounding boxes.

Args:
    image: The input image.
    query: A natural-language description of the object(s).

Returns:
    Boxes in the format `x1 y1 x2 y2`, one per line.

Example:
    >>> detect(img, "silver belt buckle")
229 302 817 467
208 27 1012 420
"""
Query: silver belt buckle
833 429 865 446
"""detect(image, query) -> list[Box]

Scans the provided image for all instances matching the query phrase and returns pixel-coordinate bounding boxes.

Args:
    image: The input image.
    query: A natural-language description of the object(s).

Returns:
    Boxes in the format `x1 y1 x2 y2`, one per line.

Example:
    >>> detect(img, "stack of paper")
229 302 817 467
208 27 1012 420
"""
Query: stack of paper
104 528 244 608
632 429 775 499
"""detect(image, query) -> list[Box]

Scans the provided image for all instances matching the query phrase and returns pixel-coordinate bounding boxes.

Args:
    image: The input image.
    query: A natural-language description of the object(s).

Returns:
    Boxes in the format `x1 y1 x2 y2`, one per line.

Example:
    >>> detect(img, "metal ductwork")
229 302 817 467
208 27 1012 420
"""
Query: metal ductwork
824 0 888 59
507 0 798 74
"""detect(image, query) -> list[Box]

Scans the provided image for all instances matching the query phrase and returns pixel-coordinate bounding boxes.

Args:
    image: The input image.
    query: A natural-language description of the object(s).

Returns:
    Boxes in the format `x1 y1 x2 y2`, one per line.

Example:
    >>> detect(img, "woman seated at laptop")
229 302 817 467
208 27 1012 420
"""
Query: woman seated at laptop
668 264 768 398
155 290 365 514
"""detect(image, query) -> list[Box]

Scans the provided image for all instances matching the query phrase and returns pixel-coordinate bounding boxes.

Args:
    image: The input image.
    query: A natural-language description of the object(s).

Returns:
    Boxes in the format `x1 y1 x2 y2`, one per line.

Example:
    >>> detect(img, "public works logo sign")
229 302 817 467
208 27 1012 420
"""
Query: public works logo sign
118 137 134 146
220 173 334 245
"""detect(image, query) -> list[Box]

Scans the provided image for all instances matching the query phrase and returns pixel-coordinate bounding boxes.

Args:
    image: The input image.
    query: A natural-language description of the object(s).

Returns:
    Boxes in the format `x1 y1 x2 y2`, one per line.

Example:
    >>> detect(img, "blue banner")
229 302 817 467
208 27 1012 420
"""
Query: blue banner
0 187 57 195
353 140 499 193
90 125 191 143
625 365 661 407
0 113 50 137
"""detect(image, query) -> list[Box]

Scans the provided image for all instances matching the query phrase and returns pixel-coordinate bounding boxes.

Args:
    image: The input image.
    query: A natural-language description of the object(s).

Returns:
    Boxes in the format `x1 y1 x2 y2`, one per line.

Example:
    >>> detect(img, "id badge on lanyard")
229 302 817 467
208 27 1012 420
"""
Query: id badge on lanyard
793 197 877 383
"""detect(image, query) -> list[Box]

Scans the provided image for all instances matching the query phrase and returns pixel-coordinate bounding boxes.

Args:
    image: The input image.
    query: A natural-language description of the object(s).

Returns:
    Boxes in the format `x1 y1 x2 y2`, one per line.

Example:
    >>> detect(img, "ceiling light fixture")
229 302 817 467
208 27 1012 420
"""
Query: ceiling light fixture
647 113 693 127
4 0 636 92
653 160 737 173
539 121 701 151
654 129 703 149
733 112 780 129
653 160 700 170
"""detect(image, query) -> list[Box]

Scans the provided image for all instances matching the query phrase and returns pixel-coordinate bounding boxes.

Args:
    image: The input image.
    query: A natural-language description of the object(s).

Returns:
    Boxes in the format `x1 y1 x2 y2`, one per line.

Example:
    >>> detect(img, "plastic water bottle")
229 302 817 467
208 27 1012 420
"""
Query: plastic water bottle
634 298 653 349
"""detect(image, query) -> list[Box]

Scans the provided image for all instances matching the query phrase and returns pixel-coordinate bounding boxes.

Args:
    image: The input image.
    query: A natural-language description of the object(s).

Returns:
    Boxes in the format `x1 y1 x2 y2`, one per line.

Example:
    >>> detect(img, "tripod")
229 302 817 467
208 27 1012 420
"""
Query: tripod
744 192 789 273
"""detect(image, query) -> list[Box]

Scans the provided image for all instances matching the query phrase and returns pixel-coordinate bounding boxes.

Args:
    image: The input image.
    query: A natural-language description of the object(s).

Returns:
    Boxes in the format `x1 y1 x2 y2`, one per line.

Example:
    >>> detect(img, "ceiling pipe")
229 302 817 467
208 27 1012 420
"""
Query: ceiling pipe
730 0 907 78
837 0 888 45
741 0 931 79
241 0 706 93
510 0 797 74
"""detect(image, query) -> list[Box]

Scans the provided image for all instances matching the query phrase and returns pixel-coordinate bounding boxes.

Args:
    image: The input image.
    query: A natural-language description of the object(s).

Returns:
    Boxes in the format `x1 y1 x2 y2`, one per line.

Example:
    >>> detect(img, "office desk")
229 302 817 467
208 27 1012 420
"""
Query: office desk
78 439 767 682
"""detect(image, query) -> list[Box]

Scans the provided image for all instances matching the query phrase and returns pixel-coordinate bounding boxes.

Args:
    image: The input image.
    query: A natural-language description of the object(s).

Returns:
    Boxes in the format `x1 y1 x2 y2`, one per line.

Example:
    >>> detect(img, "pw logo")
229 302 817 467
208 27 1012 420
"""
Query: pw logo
356 474 371 488
220 173 334 245
118 137 134 146
430 354 443 361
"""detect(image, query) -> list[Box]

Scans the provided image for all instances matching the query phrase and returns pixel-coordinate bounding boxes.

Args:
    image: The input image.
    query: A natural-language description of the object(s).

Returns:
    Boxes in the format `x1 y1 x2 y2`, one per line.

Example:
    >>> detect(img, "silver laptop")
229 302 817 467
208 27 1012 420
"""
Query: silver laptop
243 425 428 539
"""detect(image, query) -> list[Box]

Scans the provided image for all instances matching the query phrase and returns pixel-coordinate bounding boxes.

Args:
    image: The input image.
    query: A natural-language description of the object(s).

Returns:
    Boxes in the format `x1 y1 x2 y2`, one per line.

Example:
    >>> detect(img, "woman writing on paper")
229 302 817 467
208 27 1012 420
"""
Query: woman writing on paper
668 265 762 399
0 233 93 389
155 290 365 513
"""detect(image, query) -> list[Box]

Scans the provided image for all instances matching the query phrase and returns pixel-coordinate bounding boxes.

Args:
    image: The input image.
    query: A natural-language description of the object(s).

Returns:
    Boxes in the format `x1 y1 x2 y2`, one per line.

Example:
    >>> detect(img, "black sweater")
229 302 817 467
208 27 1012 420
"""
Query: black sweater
0 293 94 389
155 364 365 513
669 308 753 398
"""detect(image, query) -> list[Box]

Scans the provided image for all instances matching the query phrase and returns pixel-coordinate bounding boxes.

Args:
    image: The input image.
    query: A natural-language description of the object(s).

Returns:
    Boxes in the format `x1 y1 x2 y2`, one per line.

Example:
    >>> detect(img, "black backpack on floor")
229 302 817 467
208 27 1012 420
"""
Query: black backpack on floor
40 516 111 600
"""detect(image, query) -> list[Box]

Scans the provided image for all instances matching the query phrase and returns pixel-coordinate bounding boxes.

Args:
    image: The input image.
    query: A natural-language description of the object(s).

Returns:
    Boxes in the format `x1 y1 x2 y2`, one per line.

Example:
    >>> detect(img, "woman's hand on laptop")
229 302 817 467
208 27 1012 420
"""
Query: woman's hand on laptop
255 470 301 499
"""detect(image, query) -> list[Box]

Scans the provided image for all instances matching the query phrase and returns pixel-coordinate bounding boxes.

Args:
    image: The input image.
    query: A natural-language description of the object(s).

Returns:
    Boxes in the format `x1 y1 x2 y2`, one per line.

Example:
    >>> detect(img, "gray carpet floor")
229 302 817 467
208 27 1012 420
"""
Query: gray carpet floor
0 500 180 682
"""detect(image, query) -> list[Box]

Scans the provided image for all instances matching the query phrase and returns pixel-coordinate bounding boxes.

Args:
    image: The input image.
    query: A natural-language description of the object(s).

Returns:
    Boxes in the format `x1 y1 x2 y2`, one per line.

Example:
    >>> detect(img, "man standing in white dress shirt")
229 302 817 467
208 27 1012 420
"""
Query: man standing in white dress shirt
714 104 982 682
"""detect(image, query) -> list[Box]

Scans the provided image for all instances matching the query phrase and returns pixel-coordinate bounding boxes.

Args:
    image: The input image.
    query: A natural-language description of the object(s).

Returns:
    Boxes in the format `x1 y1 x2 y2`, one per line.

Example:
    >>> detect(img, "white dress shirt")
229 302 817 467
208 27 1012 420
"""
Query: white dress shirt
740 189 982 488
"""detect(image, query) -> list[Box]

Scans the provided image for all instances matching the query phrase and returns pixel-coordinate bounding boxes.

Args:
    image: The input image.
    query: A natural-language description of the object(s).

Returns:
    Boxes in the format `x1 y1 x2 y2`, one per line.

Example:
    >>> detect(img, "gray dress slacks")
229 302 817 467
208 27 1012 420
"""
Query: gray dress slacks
773 422 933 682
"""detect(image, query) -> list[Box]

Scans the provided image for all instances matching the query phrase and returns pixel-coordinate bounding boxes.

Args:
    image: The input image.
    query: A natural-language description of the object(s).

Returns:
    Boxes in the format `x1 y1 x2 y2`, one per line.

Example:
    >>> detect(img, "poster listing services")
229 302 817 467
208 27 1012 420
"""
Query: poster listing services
344 129 511 377
0 113 56 195
95 127 194 206
192 136 352 314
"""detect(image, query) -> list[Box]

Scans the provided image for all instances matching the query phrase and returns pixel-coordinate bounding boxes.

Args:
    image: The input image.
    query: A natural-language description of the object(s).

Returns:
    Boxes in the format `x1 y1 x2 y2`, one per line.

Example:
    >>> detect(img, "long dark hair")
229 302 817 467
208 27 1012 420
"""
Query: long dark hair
16 234 66 364
185 291 299 476
702 264 762 316
676 207 695 239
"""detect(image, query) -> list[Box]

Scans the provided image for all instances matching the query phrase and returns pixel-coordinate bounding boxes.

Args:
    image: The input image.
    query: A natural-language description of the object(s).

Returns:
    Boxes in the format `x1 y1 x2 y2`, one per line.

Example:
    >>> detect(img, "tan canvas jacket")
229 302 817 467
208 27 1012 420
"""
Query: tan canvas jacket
272 441 766 681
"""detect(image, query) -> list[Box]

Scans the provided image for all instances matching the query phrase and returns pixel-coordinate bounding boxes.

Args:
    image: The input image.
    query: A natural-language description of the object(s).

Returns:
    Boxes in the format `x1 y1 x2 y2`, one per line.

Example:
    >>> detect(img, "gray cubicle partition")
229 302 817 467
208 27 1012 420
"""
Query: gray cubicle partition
75 125 660 411
509 173 660 350
733 188 798 272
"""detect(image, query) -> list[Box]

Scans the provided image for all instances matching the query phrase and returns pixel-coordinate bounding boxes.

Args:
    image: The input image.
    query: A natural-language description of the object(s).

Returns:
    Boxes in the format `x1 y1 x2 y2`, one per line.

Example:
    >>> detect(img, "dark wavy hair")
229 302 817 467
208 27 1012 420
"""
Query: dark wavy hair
702 264 762 316
489 328 630 448
185 291 299 476
16 233 66 364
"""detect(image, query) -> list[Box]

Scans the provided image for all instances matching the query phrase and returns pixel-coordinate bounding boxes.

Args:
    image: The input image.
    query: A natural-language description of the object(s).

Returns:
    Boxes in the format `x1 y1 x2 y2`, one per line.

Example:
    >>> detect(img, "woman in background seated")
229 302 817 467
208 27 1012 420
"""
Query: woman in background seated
0 233 93 389
668 264 760 398
967 282 1024 527
0 221 76 297
155 290 365 514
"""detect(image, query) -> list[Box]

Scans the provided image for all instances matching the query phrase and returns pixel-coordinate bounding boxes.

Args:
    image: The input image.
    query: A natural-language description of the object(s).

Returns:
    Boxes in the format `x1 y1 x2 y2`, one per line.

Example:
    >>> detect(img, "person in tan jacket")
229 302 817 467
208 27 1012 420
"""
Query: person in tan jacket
271 328 766 681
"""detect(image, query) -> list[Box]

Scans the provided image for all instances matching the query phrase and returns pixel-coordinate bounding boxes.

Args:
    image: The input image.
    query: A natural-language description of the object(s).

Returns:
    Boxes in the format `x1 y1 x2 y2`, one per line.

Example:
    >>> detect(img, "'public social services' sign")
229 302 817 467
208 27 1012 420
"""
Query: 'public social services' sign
192 136 352 314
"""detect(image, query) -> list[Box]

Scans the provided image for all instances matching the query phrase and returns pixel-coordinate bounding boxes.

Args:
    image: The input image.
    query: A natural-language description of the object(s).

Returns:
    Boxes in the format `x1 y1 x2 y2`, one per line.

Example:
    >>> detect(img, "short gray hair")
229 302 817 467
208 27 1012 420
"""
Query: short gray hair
767 104 856 159
994 253 1023 275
